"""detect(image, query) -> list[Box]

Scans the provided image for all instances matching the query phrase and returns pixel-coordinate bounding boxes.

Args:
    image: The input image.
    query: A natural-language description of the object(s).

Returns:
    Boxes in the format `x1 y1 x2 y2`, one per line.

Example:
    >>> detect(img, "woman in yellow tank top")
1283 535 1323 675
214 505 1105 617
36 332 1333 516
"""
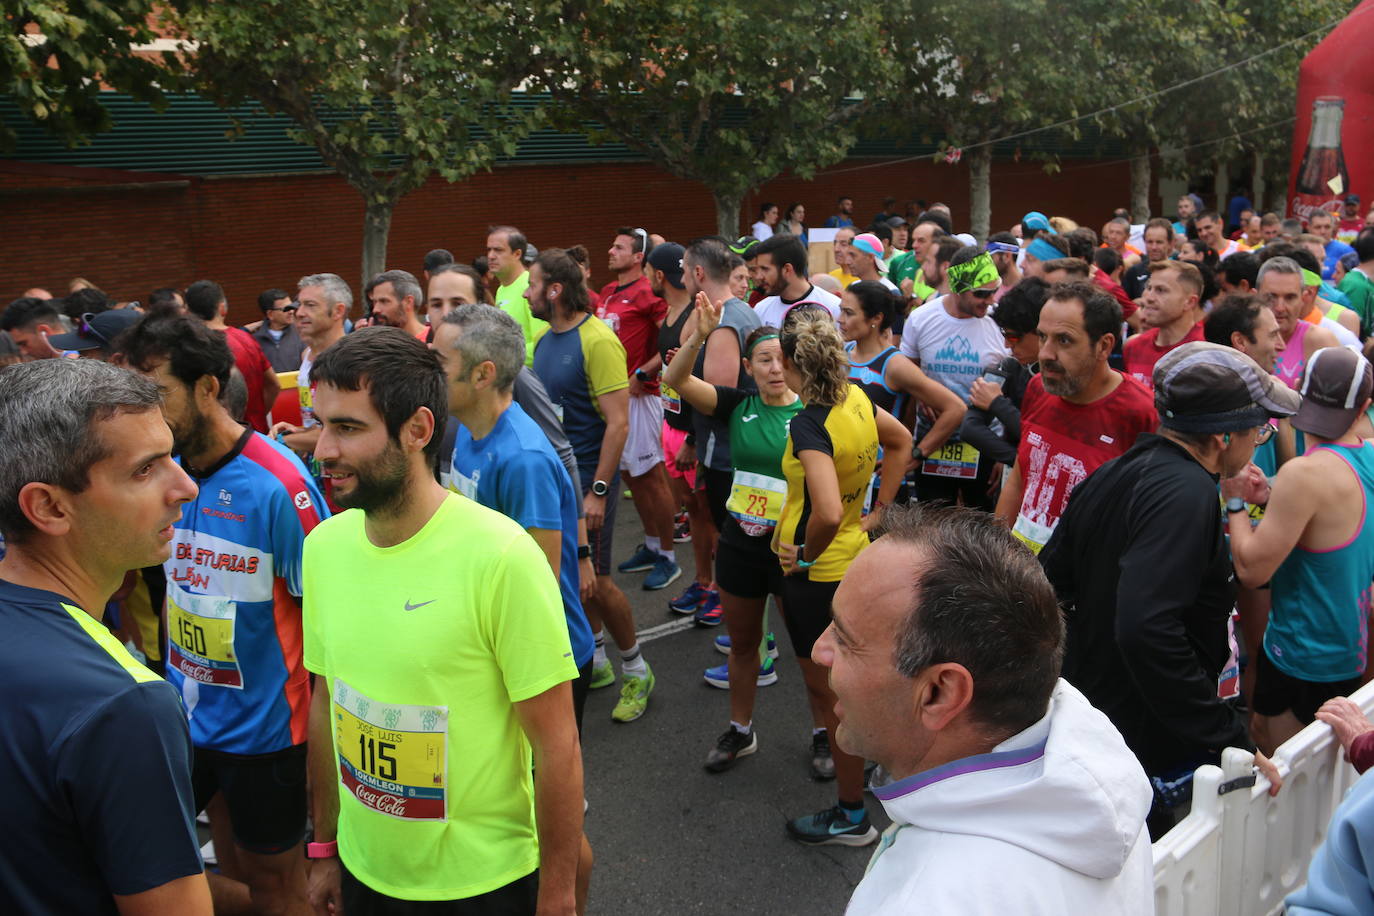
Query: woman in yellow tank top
773 305 911 847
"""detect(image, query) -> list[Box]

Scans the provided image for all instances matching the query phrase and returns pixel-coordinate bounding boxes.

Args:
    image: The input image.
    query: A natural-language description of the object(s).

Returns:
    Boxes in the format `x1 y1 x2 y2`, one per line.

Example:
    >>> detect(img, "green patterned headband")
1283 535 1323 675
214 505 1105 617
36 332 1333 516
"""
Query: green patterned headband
948 252 1000 294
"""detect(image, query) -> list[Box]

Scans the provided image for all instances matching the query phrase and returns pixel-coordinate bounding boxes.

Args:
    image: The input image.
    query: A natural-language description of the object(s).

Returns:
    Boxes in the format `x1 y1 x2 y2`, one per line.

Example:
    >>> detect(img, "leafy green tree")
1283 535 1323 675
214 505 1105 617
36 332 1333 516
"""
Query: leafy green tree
1 0 170 151
173 0 559 290
887 1 1113 242
542 0 907 238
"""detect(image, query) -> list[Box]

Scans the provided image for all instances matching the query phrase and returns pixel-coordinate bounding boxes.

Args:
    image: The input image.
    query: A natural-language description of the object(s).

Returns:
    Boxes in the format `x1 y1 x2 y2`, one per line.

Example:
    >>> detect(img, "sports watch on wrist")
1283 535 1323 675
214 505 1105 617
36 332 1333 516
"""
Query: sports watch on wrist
634 368 653 383
577 544 592 560
591 479 610 497
1224 497 1247 515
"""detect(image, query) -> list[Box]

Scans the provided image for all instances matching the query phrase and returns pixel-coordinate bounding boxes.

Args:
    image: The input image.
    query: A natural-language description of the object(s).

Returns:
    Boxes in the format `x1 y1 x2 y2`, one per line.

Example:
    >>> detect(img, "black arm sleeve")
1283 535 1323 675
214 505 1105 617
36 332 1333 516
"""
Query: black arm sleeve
1113 483 1253 754
957 406 1018 464
56 682 204 896
710 386 750 423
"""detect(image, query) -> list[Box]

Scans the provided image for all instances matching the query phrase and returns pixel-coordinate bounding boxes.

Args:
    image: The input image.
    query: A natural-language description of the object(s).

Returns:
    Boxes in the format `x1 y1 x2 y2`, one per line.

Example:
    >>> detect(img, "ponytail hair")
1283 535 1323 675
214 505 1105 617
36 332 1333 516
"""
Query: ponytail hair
846 280 900 331
780 306 849 406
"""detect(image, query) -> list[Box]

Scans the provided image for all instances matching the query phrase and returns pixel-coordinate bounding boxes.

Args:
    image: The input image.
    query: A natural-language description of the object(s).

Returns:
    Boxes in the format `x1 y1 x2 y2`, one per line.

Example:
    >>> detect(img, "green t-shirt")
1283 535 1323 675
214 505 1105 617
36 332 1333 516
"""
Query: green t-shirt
302 494 575 901
710 385 803 540
495 271 539 366
887 251 934 301
710 386 803 480
1339 267 1374 338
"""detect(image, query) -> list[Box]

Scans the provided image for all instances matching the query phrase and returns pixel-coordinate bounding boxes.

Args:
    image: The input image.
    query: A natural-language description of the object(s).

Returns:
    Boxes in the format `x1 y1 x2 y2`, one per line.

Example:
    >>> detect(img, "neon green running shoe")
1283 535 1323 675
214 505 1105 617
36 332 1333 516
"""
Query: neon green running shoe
611 663 655 723
589 660 615 690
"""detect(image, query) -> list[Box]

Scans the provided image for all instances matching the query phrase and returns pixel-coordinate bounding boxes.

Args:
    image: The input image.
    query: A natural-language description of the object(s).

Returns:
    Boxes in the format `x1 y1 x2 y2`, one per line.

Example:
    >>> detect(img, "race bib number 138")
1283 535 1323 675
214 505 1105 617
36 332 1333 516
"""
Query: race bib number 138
333 679 448 821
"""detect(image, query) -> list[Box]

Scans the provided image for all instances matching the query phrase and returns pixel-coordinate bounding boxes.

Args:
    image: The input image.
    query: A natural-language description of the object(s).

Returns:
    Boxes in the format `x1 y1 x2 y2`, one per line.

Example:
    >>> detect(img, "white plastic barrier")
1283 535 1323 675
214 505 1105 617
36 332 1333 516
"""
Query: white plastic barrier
1153 679 1374 915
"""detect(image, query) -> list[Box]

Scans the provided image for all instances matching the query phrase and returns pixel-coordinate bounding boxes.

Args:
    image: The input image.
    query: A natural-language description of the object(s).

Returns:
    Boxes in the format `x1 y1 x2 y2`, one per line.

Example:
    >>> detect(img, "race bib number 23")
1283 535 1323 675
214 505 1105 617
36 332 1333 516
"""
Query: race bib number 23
333 678 448 821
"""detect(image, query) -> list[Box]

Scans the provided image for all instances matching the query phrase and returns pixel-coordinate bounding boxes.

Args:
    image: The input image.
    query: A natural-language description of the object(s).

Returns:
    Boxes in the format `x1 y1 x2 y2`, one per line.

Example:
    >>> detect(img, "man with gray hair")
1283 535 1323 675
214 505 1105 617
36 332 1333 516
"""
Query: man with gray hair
273 273 353 480
823 504 1153 913
1258 255 1341 388
432 304 596 912
0 359 210 912
365 269 427 340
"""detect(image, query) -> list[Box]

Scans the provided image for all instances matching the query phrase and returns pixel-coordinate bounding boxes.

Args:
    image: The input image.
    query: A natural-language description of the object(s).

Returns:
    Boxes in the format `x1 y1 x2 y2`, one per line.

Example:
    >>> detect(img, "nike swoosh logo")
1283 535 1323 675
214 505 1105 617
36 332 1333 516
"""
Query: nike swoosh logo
404 599 436 612
741 414 759 423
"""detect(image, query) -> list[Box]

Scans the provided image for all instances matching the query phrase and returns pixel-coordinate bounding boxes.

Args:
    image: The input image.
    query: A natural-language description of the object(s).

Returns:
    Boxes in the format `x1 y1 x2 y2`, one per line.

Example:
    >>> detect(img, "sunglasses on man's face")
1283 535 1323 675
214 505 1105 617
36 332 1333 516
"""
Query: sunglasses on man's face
969 287 997 300
267 304 298 313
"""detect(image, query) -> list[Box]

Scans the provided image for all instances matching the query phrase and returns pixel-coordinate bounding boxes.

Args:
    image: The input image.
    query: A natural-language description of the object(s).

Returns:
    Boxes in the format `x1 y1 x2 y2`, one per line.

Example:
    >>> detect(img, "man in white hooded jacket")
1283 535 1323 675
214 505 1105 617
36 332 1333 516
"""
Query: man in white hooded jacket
816 504 1154 915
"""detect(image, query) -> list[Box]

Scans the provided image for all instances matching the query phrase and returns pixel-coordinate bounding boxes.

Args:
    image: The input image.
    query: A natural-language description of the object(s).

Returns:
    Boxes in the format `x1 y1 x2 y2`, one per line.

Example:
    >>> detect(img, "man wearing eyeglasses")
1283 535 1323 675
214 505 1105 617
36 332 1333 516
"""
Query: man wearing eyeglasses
250 289 305 372
994 281 1156 553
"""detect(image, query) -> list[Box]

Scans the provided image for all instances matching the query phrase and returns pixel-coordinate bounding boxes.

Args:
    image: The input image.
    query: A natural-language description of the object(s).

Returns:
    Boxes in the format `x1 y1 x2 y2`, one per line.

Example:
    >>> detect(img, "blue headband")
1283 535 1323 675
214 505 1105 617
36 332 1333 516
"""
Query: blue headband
1027 238 1063 262
985 241 1020 255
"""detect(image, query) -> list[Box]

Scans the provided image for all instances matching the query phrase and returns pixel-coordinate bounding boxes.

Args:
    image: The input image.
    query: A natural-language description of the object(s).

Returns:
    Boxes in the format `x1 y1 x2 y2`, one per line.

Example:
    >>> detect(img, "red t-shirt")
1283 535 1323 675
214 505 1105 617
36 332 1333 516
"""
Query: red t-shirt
1011 372 1157 553
1092 270 1137 319
1121 322 1205 391
223 326 272 433
597 276 667 395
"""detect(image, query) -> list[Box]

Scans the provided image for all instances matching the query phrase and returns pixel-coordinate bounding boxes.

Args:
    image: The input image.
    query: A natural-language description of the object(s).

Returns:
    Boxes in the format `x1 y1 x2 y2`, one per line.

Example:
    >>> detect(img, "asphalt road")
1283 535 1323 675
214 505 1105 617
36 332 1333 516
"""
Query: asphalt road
578 497 888 915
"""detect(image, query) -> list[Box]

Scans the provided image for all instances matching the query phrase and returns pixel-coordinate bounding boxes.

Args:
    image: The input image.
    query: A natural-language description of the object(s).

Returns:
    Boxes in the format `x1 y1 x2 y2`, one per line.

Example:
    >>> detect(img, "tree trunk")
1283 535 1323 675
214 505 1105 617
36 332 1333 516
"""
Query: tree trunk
1252 147 1265 217
1266 151 1290 215
968 145 991 244
714 187 743 240
1129 145 1152 223
1213 158 1229 216
361 195 394 304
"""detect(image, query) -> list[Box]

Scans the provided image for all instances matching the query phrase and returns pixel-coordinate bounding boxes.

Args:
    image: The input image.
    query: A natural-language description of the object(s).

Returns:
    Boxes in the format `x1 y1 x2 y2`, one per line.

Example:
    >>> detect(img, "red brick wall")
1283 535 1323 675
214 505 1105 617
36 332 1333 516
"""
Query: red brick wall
1 155 1142 325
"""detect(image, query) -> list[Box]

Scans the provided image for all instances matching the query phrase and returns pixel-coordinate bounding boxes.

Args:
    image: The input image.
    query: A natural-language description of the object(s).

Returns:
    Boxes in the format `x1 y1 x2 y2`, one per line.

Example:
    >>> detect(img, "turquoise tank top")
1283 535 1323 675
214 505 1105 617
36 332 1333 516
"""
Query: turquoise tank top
1265 442 1374 681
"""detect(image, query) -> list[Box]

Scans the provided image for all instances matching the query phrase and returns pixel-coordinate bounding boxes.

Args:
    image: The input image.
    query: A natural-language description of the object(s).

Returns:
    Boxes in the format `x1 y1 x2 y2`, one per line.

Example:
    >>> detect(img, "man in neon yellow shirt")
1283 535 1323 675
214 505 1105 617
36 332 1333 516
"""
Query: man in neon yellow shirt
301 327 582 913
488 225 541 366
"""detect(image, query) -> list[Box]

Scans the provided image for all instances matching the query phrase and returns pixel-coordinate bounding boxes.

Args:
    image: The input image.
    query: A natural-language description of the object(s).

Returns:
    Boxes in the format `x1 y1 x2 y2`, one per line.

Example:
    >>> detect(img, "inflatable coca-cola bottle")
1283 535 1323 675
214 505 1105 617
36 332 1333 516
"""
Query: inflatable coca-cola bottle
1292 98 1350 222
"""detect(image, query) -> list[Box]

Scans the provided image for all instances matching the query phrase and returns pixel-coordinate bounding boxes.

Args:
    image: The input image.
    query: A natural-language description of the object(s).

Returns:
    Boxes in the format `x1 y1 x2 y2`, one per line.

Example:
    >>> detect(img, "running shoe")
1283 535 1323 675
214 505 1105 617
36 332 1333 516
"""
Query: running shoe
643 555 682 591
785 805 878 847
673 512 692 543
589 660 615 690
618 544 658 573
669 581 713 614
715 631 779 659
704 727 759 773
693 591 722 626
703 656 778 689
811 729 836 781
611 663 655 722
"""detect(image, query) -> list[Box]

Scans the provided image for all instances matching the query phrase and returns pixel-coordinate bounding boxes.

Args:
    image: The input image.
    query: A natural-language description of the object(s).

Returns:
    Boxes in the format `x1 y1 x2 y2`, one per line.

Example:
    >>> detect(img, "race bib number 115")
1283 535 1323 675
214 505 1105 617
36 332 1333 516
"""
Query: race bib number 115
333 679 448 822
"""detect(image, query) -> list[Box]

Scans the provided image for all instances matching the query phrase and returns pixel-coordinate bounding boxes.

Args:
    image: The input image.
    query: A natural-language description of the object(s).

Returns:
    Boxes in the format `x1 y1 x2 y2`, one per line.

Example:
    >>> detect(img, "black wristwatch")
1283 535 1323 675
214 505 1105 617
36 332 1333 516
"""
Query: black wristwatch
911 444 927 463
577 545 592 560
1225 497 1247 515
591 479 610 497
635 368 653 383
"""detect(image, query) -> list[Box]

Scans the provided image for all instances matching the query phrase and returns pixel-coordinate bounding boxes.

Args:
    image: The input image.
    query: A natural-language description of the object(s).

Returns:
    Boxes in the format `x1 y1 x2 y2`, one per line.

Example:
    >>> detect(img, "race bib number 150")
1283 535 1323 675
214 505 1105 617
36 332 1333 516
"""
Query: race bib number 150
333 679 448 821
167 589 243 689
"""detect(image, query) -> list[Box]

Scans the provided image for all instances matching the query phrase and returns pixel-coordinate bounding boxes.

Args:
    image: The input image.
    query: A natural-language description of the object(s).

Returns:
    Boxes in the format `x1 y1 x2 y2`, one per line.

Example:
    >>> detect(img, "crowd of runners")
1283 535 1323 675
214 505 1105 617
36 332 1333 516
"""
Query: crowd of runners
6 190 1374 913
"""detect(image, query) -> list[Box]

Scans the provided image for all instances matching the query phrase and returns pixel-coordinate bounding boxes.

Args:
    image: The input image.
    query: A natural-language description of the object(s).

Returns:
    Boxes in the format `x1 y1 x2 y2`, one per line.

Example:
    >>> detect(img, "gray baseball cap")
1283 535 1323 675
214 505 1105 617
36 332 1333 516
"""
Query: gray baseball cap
1154 342 1301 433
